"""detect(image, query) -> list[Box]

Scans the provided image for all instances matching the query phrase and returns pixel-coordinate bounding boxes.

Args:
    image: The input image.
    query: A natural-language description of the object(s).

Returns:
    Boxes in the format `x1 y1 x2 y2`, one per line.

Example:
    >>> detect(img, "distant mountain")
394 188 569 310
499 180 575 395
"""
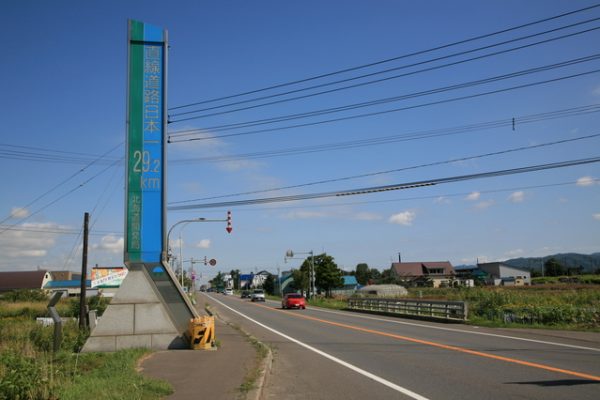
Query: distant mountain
503 253 600 273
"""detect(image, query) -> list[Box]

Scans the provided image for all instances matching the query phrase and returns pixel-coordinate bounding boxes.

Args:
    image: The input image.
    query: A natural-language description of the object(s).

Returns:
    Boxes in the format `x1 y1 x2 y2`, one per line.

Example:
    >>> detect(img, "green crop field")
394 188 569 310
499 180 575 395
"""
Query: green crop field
309 285 600 331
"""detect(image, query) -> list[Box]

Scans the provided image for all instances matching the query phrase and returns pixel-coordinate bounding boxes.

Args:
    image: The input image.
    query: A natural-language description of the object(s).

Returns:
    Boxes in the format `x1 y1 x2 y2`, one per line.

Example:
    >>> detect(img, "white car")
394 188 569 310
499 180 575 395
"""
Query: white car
224 289 234 295
250 289 265 302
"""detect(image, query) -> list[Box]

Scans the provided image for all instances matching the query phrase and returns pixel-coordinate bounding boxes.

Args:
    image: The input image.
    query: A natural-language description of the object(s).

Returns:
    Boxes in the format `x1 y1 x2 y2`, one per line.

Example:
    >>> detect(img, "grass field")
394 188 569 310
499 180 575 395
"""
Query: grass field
306 285 600 331
0 293 172 400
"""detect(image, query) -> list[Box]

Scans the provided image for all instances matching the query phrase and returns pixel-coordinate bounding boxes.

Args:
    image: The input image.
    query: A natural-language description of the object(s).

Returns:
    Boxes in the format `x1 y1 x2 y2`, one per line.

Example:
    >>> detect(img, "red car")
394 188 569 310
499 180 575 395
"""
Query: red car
282 293 306 309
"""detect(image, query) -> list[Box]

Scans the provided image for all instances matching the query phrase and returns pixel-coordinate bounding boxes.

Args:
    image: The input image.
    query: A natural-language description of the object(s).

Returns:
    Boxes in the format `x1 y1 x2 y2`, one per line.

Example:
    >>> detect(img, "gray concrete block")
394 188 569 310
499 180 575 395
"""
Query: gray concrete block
111 270 160 304
116 334 152 350
91 304 134 336
152 334 188 350
135 303 178 334
82 336 116 352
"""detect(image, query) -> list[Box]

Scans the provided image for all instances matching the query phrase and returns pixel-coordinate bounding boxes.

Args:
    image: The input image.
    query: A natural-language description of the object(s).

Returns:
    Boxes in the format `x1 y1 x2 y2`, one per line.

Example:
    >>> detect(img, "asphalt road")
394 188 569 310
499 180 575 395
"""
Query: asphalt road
202 293 600 400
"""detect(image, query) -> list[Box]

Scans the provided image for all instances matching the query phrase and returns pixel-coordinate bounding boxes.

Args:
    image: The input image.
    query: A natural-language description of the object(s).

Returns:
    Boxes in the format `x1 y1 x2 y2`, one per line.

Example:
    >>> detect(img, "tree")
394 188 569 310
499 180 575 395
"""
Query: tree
209 271 225 289
263 273 275 295
355 263 370 285
230 269 241 290
302 253 343 297
380 268 397 284
291 268 309 294
544 258 565 277
368 268 381 284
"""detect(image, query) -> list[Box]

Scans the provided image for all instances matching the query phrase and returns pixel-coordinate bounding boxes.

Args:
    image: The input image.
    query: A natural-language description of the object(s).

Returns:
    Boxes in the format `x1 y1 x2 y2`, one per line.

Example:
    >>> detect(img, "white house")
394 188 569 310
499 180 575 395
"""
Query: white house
477 262 531 286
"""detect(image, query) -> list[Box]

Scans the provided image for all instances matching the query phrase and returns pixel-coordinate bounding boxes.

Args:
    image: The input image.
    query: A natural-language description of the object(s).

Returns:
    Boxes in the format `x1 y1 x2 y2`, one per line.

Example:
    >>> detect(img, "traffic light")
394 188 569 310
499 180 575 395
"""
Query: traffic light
226 210 232 233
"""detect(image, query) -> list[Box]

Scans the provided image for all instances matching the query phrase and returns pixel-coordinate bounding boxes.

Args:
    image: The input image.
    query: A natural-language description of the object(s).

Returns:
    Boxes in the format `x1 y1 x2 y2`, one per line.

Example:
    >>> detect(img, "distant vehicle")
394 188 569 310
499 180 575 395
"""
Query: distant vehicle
251 289 265 302
282 293 306 309
224 288 234 295
241 290 251 299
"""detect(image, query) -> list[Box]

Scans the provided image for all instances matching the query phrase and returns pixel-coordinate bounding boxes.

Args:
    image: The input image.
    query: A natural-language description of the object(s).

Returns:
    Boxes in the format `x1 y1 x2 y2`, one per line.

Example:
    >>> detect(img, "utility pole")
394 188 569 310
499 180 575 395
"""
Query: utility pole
79 212 89 330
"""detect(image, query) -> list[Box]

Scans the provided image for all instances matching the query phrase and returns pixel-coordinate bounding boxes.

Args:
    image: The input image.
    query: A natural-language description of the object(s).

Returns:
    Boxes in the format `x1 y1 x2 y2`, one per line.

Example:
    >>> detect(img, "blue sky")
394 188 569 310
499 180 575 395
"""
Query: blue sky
1 1 599 284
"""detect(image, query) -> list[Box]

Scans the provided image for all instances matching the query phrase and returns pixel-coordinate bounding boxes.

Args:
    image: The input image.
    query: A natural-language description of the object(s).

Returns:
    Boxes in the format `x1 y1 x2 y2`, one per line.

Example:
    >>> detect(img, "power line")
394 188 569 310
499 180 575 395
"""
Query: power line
0 143 123 228
0 158 123 235
170 53 600 130
167 156 600 210
169 67 600 143
168 3 600 111
0 225 118 236
169 104 600 165
169 133 600 204
168 20 600 121
175 178 599 213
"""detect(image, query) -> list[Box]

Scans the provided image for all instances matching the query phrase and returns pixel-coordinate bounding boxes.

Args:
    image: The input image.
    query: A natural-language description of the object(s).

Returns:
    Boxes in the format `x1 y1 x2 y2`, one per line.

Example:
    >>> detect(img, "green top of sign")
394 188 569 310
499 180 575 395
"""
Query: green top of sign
129 20 165 43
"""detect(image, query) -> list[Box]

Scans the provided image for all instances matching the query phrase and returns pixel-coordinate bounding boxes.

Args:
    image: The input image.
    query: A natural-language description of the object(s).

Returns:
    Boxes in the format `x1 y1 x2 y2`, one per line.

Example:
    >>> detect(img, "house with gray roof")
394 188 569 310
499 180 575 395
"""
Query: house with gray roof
477 262 531 286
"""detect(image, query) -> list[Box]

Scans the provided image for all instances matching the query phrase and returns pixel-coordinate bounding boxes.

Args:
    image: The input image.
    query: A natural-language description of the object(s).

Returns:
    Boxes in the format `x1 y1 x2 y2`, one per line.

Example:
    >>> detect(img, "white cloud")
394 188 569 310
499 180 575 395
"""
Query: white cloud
505 249 524 257
434 196 451 205
169 237 183 249
593 85 600 96
10 207 30 218
91 235 123 254
465 191 480 201
508 191 525 203
196 239 211 249
389 211 415 226
0 222 65 259
578 176 596 186
593 213 600 221
576 176 597 186
475 200 495 210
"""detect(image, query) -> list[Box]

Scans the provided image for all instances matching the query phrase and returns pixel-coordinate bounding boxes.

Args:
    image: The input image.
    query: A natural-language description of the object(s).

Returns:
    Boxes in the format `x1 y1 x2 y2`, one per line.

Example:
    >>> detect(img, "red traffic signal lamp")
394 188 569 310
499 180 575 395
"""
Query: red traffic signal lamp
226 210 232 233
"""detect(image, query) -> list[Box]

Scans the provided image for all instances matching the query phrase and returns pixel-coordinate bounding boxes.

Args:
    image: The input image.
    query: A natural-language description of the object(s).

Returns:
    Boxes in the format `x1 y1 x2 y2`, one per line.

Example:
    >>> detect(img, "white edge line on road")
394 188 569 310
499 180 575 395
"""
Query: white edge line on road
267 299 600 353
207 294 430 400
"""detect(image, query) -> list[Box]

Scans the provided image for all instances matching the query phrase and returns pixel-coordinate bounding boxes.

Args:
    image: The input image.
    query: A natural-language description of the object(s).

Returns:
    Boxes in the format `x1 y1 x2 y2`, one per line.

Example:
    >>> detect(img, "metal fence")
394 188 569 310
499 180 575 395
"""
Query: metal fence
347 297 468 321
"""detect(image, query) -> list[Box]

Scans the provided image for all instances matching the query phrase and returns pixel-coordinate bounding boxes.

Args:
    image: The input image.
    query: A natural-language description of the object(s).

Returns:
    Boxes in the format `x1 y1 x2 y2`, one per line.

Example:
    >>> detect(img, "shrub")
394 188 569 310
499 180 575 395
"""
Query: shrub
0 289 48 303
0 350 47 400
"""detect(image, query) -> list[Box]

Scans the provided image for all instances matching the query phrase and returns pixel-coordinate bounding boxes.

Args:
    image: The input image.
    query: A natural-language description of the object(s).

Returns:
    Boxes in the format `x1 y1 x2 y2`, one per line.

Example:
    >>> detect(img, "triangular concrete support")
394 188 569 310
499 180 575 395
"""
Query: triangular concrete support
82 268 189 352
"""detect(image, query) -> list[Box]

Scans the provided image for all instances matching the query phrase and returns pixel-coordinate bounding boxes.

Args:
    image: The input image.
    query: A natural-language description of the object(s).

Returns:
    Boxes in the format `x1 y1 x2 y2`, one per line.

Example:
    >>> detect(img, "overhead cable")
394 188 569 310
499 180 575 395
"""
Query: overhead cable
169 133 600 204
169 68 600 143
168 3 600 111
170 53 600 131
169 21 600 121
0 143 123 228
0 158 123 235
168 156 600 210
169 104 600 165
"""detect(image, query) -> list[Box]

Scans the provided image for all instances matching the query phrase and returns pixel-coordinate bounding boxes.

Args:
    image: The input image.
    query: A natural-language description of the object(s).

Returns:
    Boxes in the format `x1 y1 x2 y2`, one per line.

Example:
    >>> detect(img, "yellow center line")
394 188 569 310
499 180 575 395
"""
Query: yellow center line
252 302 600 381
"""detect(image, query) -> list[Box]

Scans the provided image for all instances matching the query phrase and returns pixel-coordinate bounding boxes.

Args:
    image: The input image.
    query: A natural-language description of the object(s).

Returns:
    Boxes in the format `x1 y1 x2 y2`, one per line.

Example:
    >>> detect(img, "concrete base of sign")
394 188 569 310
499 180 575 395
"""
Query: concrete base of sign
82 269 188 352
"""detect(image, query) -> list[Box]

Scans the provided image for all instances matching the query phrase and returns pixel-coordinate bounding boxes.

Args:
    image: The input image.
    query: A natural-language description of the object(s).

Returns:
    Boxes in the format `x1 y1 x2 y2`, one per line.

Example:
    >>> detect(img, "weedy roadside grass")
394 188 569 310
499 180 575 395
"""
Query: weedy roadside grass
207 299 270 398
0 291 172 400
305 286 600 331
234 325 270 396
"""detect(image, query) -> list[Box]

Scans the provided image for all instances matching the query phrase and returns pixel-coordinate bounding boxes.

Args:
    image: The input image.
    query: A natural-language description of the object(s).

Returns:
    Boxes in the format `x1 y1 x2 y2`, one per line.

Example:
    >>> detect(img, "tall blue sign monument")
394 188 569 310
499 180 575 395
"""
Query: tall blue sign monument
83 20 198 352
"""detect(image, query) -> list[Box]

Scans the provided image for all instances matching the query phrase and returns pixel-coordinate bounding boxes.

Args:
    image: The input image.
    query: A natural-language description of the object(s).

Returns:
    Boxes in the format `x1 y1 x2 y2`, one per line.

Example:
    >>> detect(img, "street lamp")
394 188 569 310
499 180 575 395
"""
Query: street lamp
166 213 232 289
285 249 315 299
166 218 205 287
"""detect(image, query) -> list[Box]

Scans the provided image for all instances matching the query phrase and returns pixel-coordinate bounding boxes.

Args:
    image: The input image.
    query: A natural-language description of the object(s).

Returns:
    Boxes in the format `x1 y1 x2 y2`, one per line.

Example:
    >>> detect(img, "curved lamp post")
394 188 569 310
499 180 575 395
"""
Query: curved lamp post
285 249 315 299
166 218 206 287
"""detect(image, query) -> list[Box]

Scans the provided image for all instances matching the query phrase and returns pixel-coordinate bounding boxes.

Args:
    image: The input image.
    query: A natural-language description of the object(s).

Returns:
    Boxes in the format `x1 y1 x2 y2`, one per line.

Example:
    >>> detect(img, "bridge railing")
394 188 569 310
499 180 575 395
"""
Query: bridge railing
347 297 468 321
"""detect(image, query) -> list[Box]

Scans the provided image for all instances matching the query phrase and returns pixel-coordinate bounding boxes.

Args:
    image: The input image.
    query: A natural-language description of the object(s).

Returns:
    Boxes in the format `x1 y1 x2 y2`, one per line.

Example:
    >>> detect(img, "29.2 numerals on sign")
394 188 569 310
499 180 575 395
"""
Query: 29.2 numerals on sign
132 150 160 173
